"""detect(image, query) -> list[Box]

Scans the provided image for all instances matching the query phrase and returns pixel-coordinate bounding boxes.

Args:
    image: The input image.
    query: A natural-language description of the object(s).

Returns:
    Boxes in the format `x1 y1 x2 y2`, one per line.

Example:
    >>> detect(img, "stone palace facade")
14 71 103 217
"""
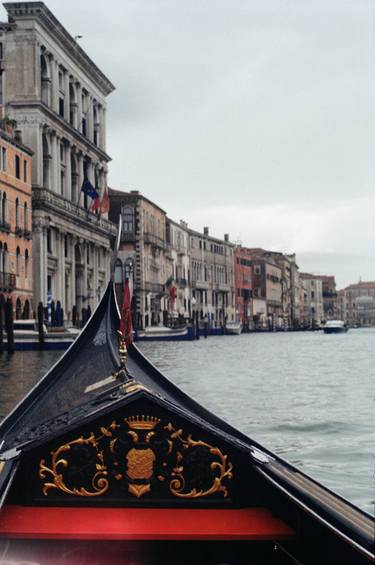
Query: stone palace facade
0 2 116 321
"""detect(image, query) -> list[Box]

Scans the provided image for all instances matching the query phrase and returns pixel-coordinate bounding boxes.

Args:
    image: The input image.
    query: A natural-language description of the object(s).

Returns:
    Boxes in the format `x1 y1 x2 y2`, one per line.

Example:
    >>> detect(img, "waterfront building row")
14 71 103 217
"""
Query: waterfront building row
234 249 326 330
109 190 236 330
0 2 366 332
108 190 341 332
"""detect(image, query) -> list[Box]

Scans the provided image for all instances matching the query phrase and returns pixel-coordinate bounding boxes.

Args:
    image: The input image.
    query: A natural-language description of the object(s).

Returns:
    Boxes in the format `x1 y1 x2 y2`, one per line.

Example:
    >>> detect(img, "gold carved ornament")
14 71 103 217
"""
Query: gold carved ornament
165 423 233 498
39 416 233 500
39 422 118 497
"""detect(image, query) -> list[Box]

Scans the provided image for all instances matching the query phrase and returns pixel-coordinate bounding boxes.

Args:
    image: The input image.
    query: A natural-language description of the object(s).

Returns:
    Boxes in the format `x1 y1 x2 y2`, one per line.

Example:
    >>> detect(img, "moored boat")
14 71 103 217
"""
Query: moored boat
3 319 80 350
323 320 349 334
136 323 194 341
0 278 373 563
225 320 242 335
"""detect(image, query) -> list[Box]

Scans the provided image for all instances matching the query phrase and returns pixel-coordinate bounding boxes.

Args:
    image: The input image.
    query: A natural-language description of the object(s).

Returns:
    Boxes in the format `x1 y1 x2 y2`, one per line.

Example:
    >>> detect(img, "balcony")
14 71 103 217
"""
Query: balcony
144 232 167 250
15 226 23 237
33 187 117 238
192 280 209 290
121 232 136 244
144 282 165 295
216 283 230 292
0 221 11 234
23 229 32 240
176 277 187 288
0 272 16 291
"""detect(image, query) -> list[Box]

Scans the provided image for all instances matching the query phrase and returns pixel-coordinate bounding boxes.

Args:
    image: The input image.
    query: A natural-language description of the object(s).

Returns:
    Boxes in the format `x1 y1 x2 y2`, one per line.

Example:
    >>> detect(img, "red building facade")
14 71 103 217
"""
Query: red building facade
234 247 252 331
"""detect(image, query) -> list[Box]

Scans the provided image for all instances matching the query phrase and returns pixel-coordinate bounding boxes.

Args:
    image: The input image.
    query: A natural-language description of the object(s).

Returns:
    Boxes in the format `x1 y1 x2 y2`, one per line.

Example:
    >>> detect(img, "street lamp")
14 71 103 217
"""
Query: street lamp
125 257 136 328
191 296 199 339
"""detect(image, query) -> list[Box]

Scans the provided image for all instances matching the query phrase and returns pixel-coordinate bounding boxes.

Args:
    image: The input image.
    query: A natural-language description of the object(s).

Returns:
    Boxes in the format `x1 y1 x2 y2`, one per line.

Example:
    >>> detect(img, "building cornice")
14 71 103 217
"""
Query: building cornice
9 100 111 162
3 2 115 96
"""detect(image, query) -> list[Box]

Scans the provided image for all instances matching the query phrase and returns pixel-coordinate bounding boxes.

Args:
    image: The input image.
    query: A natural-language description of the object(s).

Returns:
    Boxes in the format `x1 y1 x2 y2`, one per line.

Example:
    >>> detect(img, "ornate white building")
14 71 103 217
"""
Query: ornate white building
0 2 116 321
166 218 191 322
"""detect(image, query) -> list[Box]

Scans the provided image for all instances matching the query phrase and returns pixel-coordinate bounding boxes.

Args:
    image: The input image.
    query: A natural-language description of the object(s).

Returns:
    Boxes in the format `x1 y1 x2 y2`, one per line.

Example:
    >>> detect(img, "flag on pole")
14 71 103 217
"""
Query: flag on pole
120 277 133 347
100 188 110 214
90 195 101 214
81 177 99 200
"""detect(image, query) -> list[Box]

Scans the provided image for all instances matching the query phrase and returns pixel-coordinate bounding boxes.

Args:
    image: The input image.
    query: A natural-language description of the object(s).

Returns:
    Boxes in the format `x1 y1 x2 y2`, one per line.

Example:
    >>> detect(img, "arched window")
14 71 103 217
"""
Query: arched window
15 198 19 228
25 249 29 278
0 242 3 273
23 299 30 319
16 246 20 276
83 158 89 209
40 53 51 106
69 82 76 127
93 105 98 145
24 202 28 231
3 243 7 272
71 153 78 203
15 155 20 179
42 133 50 189
2 192 6 224
60 142 65 196
114 259 123 284
16 297 22 320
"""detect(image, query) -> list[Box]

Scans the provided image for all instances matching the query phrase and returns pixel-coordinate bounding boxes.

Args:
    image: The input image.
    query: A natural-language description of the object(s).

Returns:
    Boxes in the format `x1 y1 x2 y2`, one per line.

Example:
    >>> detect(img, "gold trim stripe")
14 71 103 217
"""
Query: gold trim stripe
269 463 374 536
0 461 4 476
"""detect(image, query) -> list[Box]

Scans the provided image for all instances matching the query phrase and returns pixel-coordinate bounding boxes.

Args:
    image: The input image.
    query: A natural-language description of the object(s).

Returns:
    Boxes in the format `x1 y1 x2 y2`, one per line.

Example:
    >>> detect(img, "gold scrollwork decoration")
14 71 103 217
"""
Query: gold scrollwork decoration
38 416 233 500
39 424 117 497
165 423 233 499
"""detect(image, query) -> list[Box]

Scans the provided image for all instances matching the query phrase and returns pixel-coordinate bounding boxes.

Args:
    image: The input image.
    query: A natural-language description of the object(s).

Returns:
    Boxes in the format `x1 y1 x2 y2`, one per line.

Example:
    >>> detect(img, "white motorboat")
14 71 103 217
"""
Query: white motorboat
323 320 348 334
136 324 194 341
225 321 242 335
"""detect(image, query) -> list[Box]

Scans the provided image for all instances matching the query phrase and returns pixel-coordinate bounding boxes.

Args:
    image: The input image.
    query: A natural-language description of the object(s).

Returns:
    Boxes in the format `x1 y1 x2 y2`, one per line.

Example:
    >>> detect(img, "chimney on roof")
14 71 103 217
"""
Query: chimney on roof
130 190 139 195
224 234 229 242
203 226 209 236
14 129 22 144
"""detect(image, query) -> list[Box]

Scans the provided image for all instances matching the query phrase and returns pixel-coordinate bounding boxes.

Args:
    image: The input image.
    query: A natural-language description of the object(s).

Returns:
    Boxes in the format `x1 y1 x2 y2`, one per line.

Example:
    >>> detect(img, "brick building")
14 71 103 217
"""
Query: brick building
317 275 338 320
109 189 172 330
0 126 33 318
244 249 283 330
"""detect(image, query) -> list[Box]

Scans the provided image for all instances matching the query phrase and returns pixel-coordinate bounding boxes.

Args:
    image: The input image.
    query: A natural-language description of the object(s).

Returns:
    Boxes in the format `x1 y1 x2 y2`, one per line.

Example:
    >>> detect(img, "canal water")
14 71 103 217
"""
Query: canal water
0 328 373 515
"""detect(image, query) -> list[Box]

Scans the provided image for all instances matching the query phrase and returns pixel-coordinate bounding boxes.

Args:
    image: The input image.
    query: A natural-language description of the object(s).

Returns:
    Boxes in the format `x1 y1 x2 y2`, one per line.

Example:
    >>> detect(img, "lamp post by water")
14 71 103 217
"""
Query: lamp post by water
191 296 199 339
125 258 136 330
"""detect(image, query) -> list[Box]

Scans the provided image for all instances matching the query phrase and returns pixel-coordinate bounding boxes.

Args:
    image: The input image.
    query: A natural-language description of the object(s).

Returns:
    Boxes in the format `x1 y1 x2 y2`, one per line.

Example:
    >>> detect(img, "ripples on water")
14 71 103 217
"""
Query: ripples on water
0 329 373 514
138 329 374 515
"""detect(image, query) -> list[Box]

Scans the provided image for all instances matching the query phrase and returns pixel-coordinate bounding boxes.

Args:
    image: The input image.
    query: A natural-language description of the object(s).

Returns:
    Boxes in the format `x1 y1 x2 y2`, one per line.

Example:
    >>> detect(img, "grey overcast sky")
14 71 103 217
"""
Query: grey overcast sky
2 0 374 288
